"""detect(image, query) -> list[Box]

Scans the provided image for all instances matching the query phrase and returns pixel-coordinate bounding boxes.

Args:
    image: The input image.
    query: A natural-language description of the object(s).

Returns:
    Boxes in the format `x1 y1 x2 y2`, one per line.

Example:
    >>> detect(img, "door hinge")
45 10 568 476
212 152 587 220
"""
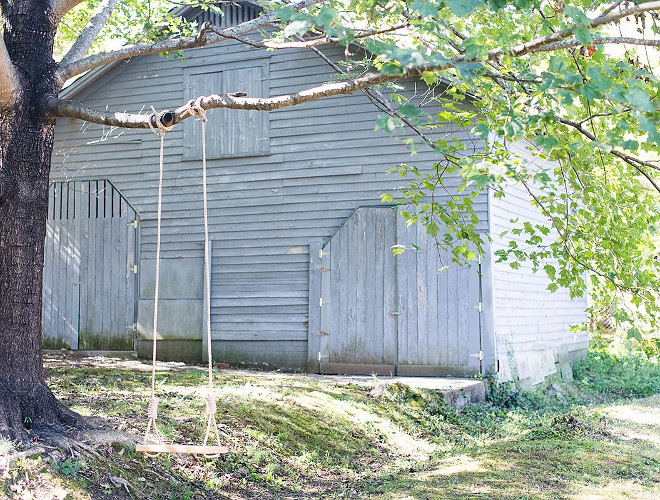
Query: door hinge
470 350 484 361
319 297 329 307
389 311 401 317
317 352 329 361
476 302 483 313
128 265 138 274
127 220 138 228
318 249 330 258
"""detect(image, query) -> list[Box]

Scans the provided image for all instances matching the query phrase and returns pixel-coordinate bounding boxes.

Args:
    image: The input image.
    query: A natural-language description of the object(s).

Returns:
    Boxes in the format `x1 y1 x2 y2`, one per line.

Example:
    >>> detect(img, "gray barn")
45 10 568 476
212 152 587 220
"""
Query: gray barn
45 2 588 386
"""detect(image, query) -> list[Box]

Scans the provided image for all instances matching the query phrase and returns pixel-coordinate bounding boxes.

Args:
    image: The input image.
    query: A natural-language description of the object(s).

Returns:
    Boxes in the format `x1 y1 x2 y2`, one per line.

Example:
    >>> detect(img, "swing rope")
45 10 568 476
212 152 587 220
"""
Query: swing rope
140 103 224 456
143 107 174 448
187 98 223 451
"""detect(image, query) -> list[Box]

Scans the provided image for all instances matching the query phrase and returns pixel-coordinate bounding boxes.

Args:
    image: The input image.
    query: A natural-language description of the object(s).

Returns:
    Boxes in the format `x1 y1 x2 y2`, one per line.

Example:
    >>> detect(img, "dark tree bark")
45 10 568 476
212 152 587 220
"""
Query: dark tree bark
0 0 82 441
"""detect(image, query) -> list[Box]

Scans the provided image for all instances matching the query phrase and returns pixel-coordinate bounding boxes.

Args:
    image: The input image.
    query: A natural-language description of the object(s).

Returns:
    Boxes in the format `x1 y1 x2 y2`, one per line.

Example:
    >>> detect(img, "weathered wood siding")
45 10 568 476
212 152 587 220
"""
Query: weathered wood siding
488 141 588 386
43 180 137 350
51 24 487 368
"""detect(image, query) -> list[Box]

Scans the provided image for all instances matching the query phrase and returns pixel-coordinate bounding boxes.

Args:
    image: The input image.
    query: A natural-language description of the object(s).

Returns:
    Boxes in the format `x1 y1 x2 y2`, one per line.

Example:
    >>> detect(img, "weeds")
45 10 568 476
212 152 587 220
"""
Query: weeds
573 351 660 400
49 457 86 478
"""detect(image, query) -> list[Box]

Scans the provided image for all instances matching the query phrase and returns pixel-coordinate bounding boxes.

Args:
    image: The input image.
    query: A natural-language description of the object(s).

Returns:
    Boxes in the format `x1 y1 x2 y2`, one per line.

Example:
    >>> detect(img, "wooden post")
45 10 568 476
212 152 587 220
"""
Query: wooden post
307 241 322 373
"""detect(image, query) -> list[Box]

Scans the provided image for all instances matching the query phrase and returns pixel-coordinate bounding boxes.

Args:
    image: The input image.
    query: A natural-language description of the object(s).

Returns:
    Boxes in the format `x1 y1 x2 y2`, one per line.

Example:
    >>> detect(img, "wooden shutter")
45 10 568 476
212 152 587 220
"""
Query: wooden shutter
183 62 269 159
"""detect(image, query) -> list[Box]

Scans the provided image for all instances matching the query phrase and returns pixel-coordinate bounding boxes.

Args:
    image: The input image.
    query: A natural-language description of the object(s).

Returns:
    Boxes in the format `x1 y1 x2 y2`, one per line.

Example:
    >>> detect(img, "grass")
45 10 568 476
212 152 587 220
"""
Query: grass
0 351 659 498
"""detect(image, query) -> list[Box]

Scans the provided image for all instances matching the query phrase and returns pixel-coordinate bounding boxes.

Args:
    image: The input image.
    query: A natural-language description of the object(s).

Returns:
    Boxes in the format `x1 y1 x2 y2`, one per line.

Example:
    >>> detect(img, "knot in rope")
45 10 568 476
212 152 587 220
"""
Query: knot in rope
205 391 217 415
148 105 175 137
148 396 159 420
187 98 208 123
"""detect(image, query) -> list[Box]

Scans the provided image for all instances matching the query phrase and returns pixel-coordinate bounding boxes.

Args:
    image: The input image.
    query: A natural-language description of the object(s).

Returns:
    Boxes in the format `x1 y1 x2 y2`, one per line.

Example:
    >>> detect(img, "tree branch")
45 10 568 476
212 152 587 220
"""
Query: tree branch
488 1 660 60
47 62 432 127
55 0 660 90
517 175 639 293
537 36 660 52
210 23 410 49
559 116 660 193
60 0 120 68
55 0 322 85
52 0 86 21
0 37 20 108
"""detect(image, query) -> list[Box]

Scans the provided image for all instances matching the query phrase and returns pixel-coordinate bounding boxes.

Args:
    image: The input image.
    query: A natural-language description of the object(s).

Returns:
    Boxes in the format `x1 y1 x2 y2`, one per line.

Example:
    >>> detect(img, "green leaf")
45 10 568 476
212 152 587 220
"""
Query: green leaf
544 264 556 280
447 0 482 16
548 56 569 74
625 88 655 112
621 140 639 152
462 38 488 60
410 0 438 17
564 6 590 25
472 123 490 139
574 27 593 44
627 327 643 343
455 62 484 80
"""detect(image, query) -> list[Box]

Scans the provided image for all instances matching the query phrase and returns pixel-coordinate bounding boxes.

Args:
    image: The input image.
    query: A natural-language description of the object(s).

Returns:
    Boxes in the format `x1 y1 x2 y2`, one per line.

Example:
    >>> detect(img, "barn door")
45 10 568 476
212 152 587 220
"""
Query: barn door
309 207 482 376
394 217 482 377
316 208 398 375
43 187 80 349
43 180 138 351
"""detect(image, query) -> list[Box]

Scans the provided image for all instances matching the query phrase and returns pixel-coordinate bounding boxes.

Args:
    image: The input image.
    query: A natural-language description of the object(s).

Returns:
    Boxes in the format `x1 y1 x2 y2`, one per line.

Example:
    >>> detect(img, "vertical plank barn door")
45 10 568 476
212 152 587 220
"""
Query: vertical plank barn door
310 206 483 376
43 180 138 351
317 207 398 375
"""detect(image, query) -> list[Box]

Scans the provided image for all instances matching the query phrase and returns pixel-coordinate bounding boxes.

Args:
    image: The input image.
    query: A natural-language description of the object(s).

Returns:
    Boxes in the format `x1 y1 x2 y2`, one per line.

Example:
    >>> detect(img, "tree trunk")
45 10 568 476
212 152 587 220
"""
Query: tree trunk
0 0 82 441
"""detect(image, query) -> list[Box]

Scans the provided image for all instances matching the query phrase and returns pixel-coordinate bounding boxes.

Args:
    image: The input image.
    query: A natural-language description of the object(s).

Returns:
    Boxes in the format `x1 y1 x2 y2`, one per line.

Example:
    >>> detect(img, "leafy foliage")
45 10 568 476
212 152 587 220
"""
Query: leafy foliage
573 350 660 399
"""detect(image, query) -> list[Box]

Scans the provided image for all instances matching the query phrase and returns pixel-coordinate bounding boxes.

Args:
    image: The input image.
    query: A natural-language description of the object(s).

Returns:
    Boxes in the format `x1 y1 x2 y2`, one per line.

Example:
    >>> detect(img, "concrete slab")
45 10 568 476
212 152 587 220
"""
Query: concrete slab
303 374 486 408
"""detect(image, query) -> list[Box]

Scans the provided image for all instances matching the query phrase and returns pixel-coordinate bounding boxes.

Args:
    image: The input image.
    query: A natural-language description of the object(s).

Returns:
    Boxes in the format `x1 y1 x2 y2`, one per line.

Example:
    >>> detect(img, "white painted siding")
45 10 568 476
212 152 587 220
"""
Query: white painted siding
488 141 588 386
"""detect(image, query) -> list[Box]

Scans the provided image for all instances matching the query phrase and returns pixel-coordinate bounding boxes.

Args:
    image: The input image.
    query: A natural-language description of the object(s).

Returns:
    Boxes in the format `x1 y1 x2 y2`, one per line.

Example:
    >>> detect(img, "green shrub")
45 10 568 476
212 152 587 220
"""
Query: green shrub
573 351 660 399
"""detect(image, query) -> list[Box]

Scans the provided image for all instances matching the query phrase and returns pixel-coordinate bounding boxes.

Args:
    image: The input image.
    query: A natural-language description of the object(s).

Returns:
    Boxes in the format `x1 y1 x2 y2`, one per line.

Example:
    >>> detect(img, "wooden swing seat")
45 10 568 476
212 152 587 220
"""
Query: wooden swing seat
136 444 229 455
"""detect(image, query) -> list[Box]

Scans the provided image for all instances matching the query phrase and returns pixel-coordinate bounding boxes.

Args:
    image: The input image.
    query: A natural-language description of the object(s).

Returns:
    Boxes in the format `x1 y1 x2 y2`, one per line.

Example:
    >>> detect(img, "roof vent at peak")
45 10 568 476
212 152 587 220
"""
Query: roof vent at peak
183 2 262 28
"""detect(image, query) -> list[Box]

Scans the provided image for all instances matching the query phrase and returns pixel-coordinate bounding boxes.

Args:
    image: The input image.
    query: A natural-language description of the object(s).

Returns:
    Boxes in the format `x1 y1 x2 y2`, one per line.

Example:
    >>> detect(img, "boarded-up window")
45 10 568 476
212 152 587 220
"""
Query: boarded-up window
183 61 269 159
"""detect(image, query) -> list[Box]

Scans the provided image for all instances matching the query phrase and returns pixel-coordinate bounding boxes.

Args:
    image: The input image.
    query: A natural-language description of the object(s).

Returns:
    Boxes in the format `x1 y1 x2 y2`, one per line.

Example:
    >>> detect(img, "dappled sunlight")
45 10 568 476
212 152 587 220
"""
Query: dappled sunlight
283 390 437 458
415 454 486 478
27 355 660 499
604 405 660 428
602 398 660 448
609 422 660 447
570 480 660 499
215 381 284 403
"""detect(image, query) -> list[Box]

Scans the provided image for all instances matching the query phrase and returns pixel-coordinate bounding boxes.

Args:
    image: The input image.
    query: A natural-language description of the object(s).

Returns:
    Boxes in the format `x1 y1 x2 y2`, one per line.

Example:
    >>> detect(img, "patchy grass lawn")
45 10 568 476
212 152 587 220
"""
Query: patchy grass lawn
1 352 660 499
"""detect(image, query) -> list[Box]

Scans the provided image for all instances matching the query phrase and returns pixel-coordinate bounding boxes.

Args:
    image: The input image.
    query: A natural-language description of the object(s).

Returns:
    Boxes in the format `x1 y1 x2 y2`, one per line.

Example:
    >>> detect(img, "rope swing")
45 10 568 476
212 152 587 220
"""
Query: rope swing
136 103 228 457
